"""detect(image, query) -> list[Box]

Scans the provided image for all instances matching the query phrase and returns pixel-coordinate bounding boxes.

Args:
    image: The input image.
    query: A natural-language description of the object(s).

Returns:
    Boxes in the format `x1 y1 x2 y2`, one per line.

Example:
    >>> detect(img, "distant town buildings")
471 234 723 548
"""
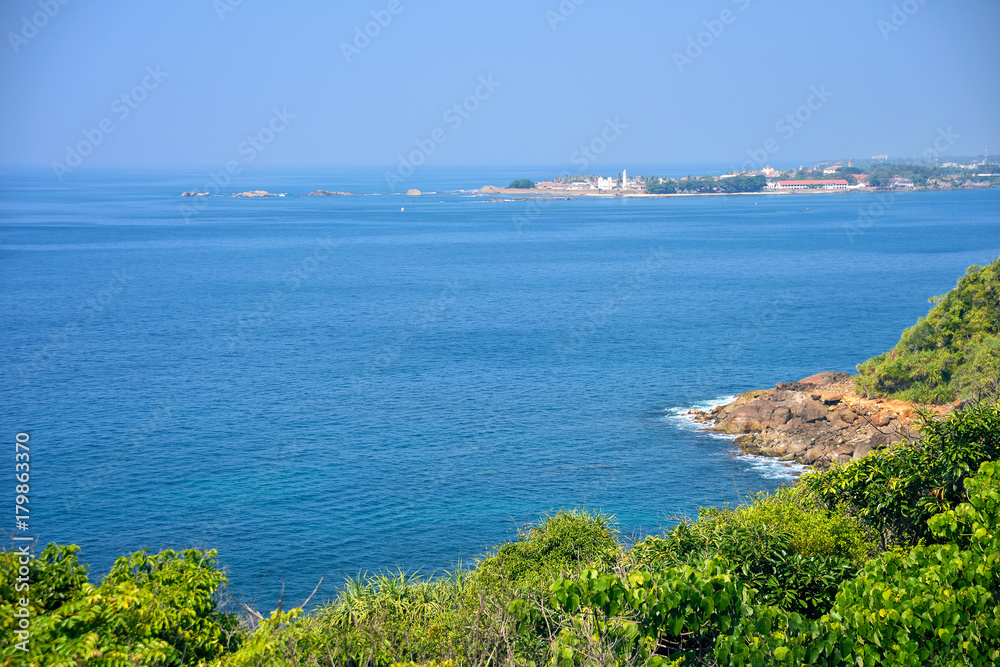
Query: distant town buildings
597 177 615 191
536 180 595 191
767 179 850 190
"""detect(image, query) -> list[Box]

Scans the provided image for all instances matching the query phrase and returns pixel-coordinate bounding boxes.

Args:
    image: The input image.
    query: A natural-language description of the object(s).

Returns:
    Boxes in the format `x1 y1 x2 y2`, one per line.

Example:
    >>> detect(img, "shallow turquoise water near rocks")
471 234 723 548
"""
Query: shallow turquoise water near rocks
2 168 997 608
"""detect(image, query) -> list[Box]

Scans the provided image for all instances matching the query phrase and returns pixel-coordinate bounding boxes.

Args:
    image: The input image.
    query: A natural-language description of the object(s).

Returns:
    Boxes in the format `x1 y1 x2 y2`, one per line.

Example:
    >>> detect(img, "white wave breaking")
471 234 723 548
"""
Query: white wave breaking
664 396 809 480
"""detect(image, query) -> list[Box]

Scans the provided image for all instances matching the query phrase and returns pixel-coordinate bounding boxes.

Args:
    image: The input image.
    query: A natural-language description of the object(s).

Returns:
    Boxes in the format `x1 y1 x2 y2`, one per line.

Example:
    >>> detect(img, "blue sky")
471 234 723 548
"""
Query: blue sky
1 0 998 171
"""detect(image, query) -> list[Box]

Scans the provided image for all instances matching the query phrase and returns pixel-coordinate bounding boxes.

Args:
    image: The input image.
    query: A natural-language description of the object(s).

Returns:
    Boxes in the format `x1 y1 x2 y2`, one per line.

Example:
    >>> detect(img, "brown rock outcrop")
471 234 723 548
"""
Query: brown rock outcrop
689 372 951 471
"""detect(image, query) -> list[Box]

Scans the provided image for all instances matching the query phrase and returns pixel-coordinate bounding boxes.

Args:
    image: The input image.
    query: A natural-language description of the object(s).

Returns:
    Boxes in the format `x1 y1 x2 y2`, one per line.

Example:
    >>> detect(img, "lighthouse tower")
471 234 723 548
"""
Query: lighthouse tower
622 169 627 189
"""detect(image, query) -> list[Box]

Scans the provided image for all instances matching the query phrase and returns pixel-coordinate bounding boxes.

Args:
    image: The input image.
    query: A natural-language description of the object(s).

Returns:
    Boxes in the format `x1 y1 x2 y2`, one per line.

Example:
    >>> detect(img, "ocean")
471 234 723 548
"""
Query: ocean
1 167 997 609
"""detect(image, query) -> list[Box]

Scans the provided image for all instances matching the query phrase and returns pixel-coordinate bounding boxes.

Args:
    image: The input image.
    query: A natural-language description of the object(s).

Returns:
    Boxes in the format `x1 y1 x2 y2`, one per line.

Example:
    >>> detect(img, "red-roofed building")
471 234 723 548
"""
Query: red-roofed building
767 179 849 190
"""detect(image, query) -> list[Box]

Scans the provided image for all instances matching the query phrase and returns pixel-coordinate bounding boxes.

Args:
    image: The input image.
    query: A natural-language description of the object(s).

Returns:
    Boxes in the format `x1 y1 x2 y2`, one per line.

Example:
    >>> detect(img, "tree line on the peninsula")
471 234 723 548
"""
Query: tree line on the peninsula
3 259 999 666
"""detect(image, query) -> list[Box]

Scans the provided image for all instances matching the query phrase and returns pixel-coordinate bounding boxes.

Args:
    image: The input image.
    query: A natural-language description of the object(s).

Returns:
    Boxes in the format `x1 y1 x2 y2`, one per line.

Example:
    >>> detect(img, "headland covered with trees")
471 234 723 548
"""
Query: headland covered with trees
3 259 1000 666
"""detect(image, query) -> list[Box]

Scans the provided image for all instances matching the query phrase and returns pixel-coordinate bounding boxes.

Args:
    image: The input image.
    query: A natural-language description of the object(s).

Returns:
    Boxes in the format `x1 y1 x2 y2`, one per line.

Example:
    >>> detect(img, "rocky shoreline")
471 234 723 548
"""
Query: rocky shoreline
689 371 952 471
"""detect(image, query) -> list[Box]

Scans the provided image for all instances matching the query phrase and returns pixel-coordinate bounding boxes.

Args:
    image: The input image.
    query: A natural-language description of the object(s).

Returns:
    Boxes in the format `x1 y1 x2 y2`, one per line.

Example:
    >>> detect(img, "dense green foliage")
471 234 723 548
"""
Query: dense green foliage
0 546 237 666
645 181 676 195
627 489 871 619
716 459 1000 666
508 179 535 189
717 175 766 193
856 257 1000 403
643 174 765 194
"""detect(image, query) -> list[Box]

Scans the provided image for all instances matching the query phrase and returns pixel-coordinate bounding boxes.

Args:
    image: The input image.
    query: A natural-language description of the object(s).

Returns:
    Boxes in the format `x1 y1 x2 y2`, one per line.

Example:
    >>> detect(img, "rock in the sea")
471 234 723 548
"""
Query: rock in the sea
233 191 273 198
406 189 422 196
308 190 351 196
181 191 209 197
481 185 502 194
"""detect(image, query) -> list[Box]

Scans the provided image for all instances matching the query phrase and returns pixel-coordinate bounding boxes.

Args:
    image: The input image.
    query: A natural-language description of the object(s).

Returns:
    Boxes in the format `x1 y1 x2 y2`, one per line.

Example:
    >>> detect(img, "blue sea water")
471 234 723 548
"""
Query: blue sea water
1 167 998 609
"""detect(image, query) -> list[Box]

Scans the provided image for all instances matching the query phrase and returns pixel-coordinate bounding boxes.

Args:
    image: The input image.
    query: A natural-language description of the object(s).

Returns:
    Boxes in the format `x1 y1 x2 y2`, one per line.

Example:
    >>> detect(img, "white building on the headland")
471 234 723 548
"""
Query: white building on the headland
597 177 615 191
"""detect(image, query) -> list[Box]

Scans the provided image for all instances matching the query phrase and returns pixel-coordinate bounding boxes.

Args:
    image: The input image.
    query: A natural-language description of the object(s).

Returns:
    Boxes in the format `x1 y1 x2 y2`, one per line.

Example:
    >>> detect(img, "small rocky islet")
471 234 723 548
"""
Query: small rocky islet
688 370 953 471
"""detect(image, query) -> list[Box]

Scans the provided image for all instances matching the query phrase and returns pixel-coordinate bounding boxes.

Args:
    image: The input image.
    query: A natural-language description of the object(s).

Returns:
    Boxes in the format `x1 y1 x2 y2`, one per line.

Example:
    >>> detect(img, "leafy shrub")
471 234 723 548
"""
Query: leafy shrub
512 559 747 665
507 179 535 189
97 548 239 664
0 546 237 667
629 487 873 618
855 257 1000 404
805 402 1000 547
716 460 1000 666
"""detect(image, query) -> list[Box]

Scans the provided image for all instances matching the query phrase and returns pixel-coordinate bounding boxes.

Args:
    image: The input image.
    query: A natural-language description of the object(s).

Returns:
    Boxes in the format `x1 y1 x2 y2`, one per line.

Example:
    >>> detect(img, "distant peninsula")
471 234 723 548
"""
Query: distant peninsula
493 159 998 198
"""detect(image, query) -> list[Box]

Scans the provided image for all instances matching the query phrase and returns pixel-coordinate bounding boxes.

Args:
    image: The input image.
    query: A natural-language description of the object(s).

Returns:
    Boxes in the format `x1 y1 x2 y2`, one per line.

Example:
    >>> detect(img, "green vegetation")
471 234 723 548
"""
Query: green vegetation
716 175 766 193
7 403 1000 665
0 547 238 666
645 180 676 195
855 258 1000 404
642 174 766 195
508 179 535 189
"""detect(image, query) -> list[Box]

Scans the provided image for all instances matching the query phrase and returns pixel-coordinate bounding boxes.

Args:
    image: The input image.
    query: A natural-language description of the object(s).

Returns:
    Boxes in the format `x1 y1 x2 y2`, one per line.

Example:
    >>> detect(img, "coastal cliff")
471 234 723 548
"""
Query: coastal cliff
690 371 952 470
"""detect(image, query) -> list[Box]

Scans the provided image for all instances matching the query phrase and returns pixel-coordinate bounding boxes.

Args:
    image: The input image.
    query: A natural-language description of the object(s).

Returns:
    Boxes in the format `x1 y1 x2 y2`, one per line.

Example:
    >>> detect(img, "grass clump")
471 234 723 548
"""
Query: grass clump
225 509 620 666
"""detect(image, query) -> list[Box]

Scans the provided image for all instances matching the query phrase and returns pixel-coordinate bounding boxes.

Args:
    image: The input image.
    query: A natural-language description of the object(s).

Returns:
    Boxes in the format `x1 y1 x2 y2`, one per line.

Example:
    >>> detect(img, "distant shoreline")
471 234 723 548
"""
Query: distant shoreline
476 184 995 199
183 185 994 200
